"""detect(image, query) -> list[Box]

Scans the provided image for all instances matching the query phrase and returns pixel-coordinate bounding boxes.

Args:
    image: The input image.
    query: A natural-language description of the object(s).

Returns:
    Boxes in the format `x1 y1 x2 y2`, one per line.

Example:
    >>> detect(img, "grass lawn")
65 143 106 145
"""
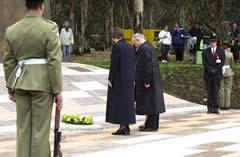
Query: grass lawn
69 51 240 70
69 51 111 69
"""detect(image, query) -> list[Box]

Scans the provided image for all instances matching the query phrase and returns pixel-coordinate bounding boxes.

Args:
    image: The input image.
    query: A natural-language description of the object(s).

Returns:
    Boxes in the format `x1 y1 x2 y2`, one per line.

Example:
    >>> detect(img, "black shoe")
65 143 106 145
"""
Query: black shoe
138 125 145 130
207 110 212 114
112 127 130 135
213 109 220 114
207 109 214 114
139 127 158 132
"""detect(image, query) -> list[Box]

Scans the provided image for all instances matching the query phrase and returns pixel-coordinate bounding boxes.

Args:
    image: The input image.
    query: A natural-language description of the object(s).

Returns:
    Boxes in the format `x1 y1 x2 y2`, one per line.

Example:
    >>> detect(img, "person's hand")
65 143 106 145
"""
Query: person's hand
9 93 16 102
55 94 63 110
144 84 151 88
108 80 112 88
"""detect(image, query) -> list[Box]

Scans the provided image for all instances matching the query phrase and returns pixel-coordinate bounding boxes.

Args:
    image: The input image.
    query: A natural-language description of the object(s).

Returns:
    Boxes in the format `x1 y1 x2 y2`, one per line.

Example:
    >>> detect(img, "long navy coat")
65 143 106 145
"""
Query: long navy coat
106 39 136 125
136 41 166 115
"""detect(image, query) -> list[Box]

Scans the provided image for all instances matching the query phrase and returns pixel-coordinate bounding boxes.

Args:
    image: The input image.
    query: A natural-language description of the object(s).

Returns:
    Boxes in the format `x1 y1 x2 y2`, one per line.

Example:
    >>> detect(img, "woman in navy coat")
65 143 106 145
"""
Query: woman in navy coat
106 28 136 135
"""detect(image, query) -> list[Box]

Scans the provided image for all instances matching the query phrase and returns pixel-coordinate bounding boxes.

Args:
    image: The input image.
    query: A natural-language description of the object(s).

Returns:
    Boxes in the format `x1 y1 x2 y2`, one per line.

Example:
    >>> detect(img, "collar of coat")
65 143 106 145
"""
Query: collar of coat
24 11 41 18
136 41 148 52
117 39 126 43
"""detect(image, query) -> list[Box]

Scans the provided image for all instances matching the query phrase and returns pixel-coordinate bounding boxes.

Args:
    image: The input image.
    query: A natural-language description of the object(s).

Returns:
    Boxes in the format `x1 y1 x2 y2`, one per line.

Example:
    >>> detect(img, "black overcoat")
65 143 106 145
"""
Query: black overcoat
106 39 136 125
135 41 166 115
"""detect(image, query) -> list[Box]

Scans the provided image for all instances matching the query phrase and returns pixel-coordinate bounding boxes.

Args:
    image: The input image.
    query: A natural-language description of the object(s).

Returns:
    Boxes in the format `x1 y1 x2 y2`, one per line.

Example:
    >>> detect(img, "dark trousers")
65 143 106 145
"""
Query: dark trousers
161 44 170 60
174 44 185 61
144 114 159 129
205 76 221 110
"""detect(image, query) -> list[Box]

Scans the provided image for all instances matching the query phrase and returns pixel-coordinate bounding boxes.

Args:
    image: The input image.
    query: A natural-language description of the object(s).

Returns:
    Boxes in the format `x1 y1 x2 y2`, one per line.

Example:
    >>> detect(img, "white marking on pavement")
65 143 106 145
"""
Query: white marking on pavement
62 91 91 99
72 81 107 91
201 122 240 130
0 95 11 103
74 127 240 157
113 134 176 145
216 144 240 152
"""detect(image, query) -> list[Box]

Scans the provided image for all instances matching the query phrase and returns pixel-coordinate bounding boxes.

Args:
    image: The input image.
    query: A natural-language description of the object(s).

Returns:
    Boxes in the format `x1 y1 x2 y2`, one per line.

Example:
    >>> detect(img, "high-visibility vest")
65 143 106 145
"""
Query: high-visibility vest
200 39 204 50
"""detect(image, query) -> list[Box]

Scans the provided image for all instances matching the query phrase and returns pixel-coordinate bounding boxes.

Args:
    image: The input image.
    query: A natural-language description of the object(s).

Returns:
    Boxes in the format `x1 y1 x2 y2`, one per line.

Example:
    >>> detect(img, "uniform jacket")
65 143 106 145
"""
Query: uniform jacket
202 47 226 80
223 48 235 77
2 12 62 94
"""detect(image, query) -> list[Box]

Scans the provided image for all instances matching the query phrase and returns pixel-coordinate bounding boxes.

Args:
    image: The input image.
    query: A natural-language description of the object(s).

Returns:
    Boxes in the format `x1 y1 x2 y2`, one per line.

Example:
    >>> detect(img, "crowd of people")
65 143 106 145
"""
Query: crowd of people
158 22 240 63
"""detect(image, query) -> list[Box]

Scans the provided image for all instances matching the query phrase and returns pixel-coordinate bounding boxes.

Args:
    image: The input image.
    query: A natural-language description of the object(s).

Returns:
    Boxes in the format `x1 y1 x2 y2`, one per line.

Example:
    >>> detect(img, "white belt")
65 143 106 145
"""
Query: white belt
223 65 230 74
18 58 48 65
12 58 48 91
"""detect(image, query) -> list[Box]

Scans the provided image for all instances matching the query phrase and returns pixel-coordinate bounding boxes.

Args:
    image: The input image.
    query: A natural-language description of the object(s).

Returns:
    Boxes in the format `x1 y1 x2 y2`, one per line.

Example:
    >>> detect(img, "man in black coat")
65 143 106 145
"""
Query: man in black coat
202 34 226 114
106 28 136 135
132 33 166 132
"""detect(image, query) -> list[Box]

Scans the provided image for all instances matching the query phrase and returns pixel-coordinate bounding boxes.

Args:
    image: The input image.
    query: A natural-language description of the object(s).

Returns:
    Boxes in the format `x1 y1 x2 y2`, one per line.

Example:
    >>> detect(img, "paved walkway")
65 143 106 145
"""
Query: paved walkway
0 63 240 157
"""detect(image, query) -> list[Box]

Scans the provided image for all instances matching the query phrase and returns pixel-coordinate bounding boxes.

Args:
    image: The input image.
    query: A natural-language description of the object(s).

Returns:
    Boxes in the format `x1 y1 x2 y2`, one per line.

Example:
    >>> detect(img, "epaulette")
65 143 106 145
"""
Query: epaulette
42 18 57 25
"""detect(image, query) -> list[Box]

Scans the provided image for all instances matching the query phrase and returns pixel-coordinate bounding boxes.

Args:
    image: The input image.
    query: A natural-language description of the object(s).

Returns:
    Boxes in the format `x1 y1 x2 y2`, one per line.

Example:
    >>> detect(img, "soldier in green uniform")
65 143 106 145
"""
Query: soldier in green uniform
219 41 235 110
2 0 63 157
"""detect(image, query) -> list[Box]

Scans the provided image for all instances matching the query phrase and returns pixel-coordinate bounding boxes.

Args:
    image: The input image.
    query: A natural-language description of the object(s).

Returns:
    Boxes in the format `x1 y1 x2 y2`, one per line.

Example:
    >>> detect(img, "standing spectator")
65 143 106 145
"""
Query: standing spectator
219 41 235 110
231 22 239 40
202 26 211 50
158 25 172 63
189 24 202 62
202 34 225 114
172 23 188 62
60 21 74 59
106 28 136 135
232 33 240 61
132 33 166 132
230 23 239 54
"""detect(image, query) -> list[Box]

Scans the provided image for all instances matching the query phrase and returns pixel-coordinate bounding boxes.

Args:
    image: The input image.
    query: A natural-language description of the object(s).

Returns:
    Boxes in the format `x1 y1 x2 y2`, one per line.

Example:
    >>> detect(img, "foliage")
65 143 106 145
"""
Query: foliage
62 113 94 125
69 51 111 68
161 63 240 109
49 0 240 51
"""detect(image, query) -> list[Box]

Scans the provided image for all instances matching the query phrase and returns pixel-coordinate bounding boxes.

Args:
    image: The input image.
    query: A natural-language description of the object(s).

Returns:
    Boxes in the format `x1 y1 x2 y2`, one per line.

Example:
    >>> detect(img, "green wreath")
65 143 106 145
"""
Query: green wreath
62 113 94 125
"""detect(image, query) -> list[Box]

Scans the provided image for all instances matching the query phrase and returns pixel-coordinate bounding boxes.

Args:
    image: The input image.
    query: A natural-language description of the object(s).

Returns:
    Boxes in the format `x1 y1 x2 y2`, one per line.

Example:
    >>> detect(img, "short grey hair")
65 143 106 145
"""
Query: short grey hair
132 33 146 42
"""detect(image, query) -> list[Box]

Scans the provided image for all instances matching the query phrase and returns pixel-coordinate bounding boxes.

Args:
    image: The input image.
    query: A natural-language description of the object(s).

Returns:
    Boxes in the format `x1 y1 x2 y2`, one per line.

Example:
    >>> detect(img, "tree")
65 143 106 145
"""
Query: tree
134 0 144 33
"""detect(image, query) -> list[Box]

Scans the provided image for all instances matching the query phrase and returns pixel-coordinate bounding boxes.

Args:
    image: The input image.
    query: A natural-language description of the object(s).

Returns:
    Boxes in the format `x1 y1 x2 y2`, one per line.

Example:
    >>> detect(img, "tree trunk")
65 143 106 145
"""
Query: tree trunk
123 0 134 29
121 5 125 28
69 0 77 51
70 0 75 33
134 0 144 33
80 0 89 52
105 0 114 49
50 0 57 21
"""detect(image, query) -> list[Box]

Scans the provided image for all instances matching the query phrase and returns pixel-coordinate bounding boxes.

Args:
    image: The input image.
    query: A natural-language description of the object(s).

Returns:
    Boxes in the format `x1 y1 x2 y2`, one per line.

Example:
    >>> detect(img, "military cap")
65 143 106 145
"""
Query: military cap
210 33 217 42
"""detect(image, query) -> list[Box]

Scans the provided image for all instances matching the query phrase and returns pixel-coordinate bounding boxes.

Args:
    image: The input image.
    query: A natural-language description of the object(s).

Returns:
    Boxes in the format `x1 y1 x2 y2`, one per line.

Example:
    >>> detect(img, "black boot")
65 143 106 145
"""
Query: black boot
112 125 130 135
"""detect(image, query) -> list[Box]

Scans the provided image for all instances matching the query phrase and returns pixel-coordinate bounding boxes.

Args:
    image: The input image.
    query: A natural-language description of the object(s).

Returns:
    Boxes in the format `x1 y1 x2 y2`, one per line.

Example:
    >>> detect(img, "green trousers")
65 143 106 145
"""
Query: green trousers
219 76 233 109
16 90 54 157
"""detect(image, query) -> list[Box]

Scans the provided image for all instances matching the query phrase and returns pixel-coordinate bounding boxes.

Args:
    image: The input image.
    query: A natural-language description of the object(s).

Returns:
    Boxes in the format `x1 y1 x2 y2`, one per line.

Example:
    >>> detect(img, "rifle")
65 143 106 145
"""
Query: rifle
53 106 63 157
